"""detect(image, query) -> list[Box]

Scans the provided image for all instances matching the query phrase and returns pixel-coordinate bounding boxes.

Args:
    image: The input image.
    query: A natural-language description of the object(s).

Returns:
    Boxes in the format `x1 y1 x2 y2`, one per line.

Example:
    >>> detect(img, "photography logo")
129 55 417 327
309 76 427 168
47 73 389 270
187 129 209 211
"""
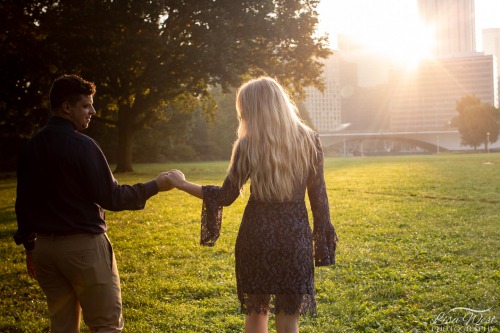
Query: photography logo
430 307 497 332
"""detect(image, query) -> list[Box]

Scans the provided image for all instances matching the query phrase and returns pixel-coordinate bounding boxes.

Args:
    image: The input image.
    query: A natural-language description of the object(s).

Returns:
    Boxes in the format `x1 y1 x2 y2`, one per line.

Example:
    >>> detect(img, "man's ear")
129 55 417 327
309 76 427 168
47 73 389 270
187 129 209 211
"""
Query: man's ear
61 101 71 115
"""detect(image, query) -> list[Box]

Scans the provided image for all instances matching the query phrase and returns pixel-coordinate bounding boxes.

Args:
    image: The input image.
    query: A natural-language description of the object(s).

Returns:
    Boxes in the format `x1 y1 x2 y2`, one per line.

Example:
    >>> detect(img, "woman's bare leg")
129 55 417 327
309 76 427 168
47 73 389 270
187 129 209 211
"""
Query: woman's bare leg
245 311 269 333
275 312 299 333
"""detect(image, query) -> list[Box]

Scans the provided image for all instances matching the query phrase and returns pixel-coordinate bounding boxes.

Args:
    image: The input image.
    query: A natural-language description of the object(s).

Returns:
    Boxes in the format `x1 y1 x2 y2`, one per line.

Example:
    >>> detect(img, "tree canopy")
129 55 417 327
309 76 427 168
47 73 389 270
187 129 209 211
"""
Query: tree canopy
453 95 500 151
1 0 330 171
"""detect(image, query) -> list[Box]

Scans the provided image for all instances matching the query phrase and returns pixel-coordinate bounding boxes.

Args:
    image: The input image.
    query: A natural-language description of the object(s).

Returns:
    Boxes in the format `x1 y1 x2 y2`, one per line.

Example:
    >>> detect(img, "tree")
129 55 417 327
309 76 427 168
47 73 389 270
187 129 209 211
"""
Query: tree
1 0 330 171
453 95 500 151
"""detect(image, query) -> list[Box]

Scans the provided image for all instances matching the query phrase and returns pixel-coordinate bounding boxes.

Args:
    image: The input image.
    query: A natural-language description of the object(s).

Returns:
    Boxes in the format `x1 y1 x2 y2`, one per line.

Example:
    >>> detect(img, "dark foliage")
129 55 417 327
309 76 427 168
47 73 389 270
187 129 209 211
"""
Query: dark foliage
1 0 330 171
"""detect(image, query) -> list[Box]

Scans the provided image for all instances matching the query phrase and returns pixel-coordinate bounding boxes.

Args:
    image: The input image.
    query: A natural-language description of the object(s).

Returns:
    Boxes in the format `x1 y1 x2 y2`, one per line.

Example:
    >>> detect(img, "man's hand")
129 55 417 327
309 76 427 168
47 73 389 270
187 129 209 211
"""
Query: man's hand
26 251 36 279
155 172 174 192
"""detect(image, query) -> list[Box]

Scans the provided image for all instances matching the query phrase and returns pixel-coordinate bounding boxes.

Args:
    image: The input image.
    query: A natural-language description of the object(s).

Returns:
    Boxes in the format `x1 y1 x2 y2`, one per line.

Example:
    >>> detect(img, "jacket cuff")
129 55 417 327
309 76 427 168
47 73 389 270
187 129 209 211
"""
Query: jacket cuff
144 180 159 198
23 239 35 251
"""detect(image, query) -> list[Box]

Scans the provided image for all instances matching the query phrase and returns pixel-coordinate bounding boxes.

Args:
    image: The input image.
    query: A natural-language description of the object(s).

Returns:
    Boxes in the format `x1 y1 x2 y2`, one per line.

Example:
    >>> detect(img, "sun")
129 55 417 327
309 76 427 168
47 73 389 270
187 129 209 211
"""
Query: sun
353 20 436 68
317 0 436 68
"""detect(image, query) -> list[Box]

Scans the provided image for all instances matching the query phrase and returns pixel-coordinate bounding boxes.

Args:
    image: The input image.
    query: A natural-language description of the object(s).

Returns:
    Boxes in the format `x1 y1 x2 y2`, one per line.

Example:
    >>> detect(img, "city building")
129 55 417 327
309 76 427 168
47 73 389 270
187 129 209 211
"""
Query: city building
483 28 500 99
418 0 476 57
389 53 498 131
302 54 342 132
389 0 498 131
483 28 500 61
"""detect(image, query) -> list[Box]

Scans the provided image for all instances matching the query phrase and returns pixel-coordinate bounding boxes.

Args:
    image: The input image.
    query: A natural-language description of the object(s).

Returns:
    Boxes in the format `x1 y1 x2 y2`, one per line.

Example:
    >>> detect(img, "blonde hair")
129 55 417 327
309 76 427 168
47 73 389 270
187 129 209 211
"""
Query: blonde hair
228 77 318 202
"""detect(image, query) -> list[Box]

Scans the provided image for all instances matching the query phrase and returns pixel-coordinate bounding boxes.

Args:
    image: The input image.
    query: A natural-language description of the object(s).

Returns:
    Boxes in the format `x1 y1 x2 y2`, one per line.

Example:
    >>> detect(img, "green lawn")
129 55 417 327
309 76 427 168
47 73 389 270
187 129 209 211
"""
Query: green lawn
1 154 499 332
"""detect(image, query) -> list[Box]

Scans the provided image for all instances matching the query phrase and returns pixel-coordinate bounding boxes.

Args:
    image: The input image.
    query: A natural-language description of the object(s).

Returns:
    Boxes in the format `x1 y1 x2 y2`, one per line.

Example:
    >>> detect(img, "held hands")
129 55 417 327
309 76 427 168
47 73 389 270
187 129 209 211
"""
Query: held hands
163 169 186 189
155 169 186 192
162 169 203 199
155 172 174 191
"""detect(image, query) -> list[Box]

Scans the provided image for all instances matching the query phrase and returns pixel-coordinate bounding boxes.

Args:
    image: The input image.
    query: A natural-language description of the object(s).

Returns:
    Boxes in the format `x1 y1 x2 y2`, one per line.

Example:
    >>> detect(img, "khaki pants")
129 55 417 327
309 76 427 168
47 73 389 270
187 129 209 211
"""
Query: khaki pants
33 233 124 333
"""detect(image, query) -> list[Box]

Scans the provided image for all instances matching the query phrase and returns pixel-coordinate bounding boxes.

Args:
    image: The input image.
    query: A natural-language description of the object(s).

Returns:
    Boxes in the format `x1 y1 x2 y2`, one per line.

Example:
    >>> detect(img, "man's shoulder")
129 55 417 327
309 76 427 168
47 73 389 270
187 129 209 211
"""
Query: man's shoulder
34 125 100 153
70 132 103 156
72 130 98 144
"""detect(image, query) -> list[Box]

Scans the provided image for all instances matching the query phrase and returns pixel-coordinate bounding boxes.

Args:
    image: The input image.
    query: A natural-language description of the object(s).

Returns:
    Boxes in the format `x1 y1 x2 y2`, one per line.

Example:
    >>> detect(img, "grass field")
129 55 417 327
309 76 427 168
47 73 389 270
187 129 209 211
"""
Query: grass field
1 153 499 332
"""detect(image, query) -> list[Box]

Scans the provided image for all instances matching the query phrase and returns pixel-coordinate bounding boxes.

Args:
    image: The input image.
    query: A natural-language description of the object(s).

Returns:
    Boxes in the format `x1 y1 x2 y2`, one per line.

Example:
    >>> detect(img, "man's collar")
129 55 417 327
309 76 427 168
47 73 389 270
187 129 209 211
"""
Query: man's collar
48 116 77 131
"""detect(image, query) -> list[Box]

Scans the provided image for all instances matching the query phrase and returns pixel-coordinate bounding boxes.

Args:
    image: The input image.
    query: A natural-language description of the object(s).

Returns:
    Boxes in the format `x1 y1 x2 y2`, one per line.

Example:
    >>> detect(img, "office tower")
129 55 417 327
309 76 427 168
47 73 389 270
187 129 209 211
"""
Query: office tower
303 54 342 132
483 28 500 61
390 54 498 131
482 28 500 104
418 0 476 57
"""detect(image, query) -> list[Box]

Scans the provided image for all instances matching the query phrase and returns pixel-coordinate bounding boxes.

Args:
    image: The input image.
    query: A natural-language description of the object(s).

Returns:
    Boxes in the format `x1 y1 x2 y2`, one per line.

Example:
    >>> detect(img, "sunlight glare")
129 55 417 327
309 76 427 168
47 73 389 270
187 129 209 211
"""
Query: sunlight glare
353 19 436 68
318 0 436 68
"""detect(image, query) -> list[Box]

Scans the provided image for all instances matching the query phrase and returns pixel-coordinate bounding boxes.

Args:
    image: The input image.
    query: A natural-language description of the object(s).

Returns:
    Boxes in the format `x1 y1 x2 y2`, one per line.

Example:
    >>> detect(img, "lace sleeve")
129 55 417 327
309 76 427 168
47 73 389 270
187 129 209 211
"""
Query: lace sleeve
200 175 241 246
307 135 339 266
201 185 223 246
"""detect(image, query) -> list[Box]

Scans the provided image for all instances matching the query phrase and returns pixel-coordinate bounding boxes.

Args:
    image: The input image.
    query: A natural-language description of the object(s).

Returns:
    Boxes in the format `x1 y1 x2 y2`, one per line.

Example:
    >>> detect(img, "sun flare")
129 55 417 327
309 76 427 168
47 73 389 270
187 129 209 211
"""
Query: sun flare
318 0 436 68
349 20 436 68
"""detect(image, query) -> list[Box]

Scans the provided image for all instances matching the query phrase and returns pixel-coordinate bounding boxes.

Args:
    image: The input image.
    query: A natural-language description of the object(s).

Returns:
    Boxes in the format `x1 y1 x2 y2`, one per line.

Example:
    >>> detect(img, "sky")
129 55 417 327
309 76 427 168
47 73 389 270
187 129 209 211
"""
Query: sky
316 0 500 85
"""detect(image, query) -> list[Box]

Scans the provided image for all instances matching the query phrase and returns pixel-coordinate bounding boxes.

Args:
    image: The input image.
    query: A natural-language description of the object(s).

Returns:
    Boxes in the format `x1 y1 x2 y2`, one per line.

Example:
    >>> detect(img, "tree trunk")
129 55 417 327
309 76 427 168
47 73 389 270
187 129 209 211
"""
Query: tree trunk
115 112 136 173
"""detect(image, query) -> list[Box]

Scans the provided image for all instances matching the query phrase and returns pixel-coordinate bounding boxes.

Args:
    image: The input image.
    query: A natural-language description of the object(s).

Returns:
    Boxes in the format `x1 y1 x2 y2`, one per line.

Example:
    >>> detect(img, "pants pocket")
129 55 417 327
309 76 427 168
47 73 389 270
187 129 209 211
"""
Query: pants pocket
65 248 99 289
101 234 115 271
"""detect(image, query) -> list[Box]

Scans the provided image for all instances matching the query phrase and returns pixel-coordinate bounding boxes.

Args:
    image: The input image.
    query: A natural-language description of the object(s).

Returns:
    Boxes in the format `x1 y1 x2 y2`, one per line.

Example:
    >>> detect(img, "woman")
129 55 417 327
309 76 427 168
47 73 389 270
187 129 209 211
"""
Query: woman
165 76 338 333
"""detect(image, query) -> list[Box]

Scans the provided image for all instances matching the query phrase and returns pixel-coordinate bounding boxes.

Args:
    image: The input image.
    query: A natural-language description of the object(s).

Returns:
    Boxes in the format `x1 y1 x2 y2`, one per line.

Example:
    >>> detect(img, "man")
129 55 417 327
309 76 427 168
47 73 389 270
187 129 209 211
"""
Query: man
14 74 171 332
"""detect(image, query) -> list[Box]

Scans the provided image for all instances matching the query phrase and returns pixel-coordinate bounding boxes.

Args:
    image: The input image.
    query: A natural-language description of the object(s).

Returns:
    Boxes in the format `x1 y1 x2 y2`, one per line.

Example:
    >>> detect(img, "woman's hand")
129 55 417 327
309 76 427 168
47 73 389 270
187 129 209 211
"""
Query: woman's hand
164 169 203 199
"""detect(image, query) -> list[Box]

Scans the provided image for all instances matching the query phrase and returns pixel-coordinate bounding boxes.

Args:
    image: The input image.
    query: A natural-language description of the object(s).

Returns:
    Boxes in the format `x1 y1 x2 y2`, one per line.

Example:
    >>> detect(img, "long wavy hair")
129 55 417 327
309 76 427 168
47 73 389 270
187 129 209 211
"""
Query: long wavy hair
228 77 318 202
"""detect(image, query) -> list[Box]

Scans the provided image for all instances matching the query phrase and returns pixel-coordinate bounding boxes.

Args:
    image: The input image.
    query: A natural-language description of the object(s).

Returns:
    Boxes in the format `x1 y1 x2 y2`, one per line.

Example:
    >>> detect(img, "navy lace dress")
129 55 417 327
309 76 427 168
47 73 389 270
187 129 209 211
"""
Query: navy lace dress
200 137 338 315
